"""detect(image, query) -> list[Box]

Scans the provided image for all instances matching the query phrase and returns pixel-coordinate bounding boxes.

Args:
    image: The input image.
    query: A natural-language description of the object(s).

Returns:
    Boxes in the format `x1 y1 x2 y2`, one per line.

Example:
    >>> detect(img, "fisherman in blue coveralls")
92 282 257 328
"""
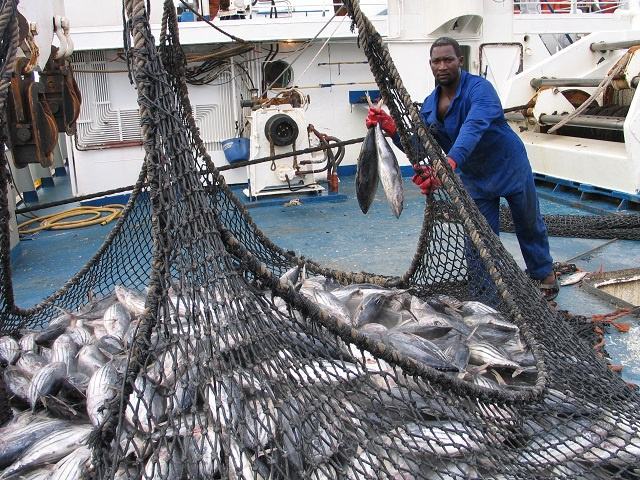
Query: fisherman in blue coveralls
366 36 559 300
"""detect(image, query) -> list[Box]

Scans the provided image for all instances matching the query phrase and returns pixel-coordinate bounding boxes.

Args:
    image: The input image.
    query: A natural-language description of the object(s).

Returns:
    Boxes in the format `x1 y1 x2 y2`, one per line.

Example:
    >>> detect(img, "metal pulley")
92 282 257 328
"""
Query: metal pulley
264 113 298 147
39 47 82 135
7 57 59 169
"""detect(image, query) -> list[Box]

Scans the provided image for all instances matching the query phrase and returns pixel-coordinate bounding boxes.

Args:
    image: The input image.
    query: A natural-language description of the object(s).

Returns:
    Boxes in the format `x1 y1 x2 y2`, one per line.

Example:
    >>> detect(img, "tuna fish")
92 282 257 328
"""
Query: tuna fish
374 122 403 218
355 126 379 214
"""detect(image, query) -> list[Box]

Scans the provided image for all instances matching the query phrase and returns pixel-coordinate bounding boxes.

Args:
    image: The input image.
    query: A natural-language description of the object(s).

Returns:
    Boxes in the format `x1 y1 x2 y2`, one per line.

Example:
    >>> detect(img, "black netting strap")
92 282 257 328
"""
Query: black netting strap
0 0 20 319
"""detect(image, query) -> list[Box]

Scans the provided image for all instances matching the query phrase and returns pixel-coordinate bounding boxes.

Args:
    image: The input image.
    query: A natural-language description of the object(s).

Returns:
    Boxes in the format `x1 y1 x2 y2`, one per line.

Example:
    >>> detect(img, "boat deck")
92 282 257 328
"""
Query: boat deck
11 169 640 385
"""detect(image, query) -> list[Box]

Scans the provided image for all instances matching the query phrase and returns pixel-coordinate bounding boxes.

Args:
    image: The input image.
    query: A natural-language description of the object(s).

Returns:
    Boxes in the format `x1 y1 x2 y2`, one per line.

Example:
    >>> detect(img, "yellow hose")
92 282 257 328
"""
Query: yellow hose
18 204 125 234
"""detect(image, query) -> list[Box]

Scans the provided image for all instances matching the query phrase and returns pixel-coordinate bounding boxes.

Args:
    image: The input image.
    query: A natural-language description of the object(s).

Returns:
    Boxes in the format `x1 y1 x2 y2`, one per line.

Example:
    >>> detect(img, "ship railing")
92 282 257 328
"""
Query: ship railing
248 0 387 19
514 0 627 14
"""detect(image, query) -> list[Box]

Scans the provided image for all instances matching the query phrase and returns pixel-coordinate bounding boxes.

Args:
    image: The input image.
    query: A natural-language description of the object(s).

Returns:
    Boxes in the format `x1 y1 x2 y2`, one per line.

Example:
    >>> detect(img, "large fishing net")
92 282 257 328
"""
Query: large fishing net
1 0 640 478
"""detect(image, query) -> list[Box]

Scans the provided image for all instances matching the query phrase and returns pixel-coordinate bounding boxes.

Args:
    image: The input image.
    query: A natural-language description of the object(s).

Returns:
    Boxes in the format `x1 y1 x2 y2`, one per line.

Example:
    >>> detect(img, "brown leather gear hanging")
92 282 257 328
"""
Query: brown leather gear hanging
7 57 59 169
39 47 82 136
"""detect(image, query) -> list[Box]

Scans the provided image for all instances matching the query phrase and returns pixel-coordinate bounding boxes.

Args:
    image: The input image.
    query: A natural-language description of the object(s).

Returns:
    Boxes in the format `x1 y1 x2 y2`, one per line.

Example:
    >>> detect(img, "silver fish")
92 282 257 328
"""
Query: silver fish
75 292 118 319
227 434 260 480
4 366 31 406
299 275 327 293
0 416 68 469
0 336 20 365
240 394 276 450
301 402 343 465
146 342 187 388
66 371 91 394
97 335 124 357
102 302 132 341
170 364 199 415
184 424 221 478
27 362 67 409
343 446 381 479
374 122 403 218
395 323 452 340
352 292 388 328
18 332 38 354
390 421 485 458
51 334 78 374
277 395 304 472
355 126 378 214
26 322 68 346
76 344 109 377
65 325 94 347
86 362 119 427
517 417 610 467
370 306 405 329
385 331 459 372
468 341 522 370
301 287 352 326
308 463 338 480
464 312 519 332
144 444 184 480
279 265 301 287
462 371 502 391
48 445 91 480
559 270 589 286
0 424 92 479
114 285 146 316
124 374 166 433
40 347 53 363
11 465 55 479
15 352 48 378
460 300 499 316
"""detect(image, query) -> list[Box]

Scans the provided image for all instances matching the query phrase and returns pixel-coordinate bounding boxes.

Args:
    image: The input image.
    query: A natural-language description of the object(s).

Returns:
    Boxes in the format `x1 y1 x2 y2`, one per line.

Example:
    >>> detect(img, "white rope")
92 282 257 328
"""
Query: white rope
263 9 342 92
295 13 348 86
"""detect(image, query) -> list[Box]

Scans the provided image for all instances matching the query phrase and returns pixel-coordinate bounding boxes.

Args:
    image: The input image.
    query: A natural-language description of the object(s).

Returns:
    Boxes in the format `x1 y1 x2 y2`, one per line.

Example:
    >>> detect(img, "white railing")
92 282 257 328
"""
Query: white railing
174 0 387 21
514 0 627 14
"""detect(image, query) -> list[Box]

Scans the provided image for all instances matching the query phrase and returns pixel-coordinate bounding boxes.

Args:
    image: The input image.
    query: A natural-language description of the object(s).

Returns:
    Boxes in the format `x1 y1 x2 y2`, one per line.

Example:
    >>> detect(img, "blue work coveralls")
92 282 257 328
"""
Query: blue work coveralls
418 70 553 280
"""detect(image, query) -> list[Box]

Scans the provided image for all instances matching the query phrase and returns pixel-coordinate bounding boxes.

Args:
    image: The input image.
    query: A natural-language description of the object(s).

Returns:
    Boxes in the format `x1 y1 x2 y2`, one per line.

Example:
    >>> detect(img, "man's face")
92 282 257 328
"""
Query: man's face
430 45 463 87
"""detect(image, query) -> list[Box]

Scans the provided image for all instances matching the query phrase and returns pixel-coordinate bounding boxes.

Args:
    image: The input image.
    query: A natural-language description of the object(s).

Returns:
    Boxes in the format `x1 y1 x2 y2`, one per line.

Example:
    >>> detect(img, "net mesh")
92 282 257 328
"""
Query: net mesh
1 0 639 478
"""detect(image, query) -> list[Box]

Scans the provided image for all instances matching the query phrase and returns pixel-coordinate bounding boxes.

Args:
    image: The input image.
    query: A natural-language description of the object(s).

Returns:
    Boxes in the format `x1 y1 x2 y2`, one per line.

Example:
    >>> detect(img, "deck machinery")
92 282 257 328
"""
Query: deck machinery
243 100 327 200
500 30 640 208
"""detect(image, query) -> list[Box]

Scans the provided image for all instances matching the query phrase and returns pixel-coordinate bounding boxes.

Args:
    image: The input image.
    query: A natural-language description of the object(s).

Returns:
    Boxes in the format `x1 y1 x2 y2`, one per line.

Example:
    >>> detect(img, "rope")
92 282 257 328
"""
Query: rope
547 50 631 134
17 205 124 234
295 13 348 85
263 9 343 92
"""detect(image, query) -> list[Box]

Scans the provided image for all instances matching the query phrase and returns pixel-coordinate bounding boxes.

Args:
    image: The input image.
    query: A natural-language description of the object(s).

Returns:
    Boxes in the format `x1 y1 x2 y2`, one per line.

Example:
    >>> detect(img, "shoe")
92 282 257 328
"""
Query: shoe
525 269 559 302
538 276 559 301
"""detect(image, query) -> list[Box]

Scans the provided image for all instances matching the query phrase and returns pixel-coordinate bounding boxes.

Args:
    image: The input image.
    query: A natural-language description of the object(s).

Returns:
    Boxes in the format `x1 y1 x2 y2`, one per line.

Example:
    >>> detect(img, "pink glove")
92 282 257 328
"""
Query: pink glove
365 107 397 137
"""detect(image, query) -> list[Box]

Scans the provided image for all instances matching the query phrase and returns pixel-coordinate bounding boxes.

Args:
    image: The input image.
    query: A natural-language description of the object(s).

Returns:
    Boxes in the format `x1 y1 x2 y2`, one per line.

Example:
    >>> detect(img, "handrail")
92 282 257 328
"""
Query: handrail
514 0 625 15
248 0 387 19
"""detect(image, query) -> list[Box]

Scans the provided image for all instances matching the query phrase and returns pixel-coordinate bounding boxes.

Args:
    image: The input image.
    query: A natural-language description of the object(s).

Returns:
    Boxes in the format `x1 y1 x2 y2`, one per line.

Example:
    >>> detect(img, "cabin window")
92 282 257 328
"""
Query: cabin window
264 60 292 89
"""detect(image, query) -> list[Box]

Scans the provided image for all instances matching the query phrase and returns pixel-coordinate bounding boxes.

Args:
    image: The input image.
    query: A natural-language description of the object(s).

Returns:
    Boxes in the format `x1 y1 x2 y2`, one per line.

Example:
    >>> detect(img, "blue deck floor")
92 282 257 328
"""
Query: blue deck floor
11 170 640 384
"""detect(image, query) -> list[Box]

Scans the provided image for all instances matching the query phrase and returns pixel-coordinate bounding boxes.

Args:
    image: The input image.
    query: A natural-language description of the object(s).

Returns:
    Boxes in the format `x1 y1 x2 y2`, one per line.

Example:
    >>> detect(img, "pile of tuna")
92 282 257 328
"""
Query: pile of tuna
0 270 638 479
298 274 538 390
0 285 147 479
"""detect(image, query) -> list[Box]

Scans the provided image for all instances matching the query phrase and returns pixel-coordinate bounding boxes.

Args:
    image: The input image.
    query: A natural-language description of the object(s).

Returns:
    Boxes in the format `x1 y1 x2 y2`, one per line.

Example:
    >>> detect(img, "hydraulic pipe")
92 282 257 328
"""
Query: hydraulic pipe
590 39 640 52
538 114 625 131
530 78 602 88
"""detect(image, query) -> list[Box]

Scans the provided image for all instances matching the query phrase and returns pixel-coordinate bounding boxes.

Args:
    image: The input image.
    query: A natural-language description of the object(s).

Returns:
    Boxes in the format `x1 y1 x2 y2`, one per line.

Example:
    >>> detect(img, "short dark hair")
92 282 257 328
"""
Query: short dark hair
430 37 462 58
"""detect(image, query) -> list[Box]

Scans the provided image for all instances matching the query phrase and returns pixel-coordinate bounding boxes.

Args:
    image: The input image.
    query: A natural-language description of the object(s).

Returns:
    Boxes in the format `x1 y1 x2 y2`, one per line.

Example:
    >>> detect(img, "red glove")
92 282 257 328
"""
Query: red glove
411 158 457 195
365 107 397 137
412 166 440 195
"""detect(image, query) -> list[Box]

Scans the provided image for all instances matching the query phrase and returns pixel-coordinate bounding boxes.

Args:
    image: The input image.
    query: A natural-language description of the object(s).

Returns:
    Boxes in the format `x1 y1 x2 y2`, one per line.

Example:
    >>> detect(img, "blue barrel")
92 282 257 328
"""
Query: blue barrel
221 138 250 163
